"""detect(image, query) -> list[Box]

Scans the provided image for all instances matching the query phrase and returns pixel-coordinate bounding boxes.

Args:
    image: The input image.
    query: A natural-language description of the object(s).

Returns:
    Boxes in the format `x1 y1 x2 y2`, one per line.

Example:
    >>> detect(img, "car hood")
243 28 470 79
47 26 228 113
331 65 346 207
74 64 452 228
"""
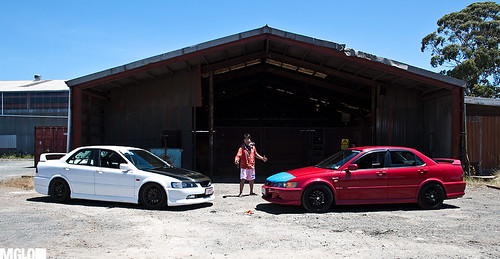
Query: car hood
286 166 332 177
145 167 211 182
267 167 331 182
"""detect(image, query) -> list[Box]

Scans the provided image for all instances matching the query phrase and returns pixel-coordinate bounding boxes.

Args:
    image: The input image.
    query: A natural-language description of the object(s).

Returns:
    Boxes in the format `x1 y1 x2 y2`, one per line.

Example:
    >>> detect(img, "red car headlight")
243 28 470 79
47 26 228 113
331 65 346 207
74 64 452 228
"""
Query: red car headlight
271 182 298 188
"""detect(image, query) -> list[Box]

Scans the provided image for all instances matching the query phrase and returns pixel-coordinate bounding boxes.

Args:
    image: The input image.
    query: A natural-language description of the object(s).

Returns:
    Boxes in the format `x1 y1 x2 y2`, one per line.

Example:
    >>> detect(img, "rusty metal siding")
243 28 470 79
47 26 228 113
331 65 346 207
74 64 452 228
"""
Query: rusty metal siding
100 68 201 168
467 116 500 172
422 94 453 158
375 85 455 158
376 85 424 151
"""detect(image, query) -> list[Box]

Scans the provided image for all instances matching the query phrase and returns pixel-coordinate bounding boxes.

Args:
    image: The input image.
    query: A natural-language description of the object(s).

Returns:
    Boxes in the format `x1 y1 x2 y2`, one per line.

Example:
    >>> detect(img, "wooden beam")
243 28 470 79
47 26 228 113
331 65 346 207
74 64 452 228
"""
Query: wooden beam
201 51 265 74
208 72 214 177
264 66 370 99
266 52 378 87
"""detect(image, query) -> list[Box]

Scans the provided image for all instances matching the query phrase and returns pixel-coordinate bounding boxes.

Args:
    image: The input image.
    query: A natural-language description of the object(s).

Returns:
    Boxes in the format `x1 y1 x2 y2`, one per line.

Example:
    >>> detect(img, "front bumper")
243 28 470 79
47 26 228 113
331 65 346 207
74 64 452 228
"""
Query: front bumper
261 185 302 205
166 186 215 206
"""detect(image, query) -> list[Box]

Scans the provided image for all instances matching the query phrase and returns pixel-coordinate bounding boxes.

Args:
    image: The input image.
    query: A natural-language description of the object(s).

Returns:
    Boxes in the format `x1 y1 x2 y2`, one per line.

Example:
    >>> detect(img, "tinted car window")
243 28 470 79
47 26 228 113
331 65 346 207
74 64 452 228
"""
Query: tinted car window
356 151 386 169
389 151 424 167
316 150 360 170
122 149 170 170
66 149 98 166
100 150 126 169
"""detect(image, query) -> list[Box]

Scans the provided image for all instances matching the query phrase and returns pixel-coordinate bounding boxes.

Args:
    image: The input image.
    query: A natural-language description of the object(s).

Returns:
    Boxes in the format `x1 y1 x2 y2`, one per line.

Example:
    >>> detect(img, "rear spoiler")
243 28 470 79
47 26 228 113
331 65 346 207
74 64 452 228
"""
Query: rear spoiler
434 158 461 166
39 153 66 162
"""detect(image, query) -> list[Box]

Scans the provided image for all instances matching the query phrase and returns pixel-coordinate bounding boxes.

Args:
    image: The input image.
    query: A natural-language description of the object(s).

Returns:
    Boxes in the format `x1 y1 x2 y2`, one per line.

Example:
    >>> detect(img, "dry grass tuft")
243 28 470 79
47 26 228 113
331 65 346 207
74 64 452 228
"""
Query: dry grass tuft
465 170 500 188
0 176 34 190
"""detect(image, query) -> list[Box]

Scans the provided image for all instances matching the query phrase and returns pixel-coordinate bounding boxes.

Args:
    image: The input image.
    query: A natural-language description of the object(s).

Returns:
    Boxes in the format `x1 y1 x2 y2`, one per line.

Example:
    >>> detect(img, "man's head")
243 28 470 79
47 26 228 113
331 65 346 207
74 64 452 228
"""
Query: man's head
243 134 251 146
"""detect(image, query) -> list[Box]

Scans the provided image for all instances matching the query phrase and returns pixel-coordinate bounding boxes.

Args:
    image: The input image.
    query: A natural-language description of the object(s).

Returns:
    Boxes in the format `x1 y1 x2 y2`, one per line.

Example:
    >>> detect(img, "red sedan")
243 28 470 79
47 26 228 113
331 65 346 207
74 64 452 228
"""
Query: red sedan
262 146 466 212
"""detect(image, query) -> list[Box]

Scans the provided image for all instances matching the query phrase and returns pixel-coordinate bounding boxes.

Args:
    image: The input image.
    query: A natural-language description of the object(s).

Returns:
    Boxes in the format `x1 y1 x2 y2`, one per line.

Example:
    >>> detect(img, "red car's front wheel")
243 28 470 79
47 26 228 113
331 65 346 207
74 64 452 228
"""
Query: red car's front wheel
302 184 333 213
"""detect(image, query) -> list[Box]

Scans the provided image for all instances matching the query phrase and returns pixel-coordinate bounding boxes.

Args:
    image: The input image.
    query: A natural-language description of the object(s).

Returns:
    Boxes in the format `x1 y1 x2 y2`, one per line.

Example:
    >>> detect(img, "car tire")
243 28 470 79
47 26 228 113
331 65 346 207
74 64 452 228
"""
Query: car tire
418 183 445 209
49 178 70 203
302 183 333 213
140 183 167 210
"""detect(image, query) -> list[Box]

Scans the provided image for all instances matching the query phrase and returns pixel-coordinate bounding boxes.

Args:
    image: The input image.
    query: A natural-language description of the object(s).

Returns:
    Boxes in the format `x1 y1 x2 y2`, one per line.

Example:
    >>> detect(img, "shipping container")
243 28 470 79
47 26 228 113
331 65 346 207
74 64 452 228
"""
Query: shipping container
34 126 67 166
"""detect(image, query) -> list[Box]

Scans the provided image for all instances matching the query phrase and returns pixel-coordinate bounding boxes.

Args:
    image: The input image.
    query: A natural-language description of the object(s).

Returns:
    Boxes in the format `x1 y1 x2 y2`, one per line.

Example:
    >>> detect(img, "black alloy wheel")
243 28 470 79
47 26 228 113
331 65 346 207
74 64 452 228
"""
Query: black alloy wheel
418 183 445 209
302 184 334 213
141 183 167 209
49 179 70 203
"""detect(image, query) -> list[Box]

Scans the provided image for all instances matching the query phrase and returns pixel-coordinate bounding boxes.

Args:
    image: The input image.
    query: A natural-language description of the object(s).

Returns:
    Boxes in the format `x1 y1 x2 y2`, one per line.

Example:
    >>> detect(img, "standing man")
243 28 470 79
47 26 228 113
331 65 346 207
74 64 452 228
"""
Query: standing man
234 134 267 197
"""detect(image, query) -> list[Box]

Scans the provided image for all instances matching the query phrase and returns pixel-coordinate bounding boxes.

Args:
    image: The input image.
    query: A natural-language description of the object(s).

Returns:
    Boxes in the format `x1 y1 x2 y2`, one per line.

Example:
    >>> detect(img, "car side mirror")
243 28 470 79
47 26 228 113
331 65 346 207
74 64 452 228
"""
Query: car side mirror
346 164 358 173
120 163 132 172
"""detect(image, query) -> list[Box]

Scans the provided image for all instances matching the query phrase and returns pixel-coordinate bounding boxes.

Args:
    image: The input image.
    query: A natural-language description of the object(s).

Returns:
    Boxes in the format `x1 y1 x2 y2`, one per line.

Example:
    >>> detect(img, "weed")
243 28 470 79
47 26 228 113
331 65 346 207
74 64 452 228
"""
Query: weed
0 176 34 190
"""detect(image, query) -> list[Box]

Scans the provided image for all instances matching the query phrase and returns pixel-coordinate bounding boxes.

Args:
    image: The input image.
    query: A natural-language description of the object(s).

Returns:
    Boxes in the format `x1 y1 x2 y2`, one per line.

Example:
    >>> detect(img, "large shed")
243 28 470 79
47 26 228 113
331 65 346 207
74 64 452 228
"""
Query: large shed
66 26 466 178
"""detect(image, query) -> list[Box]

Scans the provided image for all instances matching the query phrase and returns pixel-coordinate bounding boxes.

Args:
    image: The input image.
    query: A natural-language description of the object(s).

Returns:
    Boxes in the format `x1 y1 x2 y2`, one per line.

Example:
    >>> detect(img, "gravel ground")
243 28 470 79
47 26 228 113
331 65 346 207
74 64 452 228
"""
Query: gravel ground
0 161 499 258
0 159 35 181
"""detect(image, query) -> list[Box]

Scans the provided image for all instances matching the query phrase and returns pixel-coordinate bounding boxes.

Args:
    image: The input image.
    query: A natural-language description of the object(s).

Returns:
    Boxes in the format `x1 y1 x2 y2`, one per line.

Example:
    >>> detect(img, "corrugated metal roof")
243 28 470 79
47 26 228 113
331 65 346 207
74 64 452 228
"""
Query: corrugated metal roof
465 96 500 107
0 80 69 92
67 26 466 89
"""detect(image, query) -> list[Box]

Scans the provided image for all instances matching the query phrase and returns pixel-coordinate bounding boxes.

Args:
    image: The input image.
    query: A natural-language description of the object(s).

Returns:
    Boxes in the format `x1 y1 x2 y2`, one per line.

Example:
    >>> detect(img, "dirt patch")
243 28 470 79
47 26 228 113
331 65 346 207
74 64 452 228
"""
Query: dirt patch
0 176 34 190
0 183 499 258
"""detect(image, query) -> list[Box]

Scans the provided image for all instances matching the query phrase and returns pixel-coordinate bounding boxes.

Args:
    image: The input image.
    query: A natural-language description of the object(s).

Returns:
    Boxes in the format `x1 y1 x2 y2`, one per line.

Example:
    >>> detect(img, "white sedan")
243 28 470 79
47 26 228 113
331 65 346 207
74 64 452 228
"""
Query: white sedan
34 146 214 209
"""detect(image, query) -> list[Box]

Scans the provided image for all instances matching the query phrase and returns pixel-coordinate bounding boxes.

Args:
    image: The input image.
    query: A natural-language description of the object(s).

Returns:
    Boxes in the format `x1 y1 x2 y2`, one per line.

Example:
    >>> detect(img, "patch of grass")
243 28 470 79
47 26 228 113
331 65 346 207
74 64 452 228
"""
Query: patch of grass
0 154 34 159
0 176 34 190
465 170 500 188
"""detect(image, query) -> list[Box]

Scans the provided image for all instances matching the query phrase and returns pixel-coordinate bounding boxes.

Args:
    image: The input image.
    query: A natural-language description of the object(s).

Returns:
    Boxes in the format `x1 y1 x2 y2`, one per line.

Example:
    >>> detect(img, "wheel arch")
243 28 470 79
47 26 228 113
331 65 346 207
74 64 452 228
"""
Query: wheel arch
137 180 168 204
301 179 337 204
48 175 72 196
417 178 447 196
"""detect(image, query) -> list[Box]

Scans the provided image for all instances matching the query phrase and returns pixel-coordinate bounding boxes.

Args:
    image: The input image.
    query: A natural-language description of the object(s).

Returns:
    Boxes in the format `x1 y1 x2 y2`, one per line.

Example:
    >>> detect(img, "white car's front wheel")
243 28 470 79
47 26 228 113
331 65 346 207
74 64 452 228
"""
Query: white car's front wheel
140 183 167 209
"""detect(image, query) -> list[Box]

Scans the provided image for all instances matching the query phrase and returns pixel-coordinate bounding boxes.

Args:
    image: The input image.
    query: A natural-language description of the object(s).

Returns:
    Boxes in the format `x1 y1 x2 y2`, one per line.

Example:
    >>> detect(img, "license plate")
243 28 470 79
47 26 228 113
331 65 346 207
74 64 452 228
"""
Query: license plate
205 187 214 195
261 186 266 195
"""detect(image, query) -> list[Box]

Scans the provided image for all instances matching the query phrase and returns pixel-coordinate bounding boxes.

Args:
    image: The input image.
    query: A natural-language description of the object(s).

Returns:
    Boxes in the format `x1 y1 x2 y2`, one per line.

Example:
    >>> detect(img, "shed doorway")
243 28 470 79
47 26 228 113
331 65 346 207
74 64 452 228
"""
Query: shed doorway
195 71 372 179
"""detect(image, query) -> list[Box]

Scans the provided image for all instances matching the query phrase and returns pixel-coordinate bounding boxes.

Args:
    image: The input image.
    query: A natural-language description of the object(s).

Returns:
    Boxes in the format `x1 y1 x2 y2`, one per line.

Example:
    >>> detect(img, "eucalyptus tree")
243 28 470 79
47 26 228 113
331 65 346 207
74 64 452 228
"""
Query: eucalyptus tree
421 1 500 97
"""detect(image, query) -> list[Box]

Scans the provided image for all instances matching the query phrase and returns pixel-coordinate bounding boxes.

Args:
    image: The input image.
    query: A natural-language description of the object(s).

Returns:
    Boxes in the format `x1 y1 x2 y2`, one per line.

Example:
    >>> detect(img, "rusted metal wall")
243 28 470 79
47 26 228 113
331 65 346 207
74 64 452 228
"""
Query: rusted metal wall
102 67 201 169
376 85 423 150
81 95 105 145
467 116 500 173
376 85 454 158
422 94 453 158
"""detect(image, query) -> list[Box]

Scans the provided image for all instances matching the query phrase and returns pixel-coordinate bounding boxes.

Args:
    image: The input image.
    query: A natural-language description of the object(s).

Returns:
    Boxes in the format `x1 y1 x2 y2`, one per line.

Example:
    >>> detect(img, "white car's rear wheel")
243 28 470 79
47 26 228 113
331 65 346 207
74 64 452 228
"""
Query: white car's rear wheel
49 178 70 203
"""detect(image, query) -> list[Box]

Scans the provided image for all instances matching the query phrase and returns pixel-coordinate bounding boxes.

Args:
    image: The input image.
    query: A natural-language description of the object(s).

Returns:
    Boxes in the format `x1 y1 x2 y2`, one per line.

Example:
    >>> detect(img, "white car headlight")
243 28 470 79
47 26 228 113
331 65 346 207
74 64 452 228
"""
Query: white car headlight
171 182 198 188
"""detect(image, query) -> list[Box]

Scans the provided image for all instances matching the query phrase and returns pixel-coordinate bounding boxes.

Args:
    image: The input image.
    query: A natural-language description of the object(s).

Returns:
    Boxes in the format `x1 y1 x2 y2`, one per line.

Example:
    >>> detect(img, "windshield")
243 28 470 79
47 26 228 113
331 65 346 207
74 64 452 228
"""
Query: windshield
121 149 170 170
316 150 361 170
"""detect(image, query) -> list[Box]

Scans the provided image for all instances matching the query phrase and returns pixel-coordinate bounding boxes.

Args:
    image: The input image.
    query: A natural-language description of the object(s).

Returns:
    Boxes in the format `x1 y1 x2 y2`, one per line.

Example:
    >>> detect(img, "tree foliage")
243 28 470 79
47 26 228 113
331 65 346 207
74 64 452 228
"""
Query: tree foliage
421 1 500 98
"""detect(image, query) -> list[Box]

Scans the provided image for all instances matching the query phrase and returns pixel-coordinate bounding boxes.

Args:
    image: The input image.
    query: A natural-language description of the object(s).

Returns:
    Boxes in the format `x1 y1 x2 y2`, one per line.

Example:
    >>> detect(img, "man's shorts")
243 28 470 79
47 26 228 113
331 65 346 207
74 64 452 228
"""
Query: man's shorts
240 168 255 181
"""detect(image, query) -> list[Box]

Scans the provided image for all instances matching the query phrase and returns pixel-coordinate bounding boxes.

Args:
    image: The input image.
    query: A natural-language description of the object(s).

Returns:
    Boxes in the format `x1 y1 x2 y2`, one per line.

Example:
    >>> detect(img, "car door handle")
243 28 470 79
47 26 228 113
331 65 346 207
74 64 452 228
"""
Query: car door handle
376 171 387 176
64 167 70 171
418 169 428 174
97 170 103 174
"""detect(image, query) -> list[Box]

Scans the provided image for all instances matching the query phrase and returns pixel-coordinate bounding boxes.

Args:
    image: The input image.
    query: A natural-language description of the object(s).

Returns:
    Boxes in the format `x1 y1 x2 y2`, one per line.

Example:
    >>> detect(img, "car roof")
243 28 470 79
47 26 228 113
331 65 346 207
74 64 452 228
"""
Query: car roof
74 145 145 153
348 146 417 152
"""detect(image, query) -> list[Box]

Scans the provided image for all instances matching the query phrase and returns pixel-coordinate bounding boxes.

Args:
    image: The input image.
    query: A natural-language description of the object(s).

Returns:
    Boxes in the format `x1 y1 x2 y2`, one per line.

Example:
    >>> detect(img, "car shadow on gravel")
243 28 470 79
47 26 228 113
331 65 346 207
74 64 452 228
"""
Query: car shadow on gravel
255 202 459 215
26 196 213 211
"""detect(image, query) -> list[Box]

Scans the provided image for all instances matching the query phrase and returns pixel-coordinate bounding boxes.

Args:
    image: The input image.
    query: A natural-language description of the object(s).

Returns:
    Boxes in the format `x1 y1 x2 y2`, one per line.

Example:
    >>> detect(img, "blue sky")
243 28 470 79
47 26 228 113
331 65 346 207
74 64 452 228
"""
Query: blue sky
0 0 484 81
